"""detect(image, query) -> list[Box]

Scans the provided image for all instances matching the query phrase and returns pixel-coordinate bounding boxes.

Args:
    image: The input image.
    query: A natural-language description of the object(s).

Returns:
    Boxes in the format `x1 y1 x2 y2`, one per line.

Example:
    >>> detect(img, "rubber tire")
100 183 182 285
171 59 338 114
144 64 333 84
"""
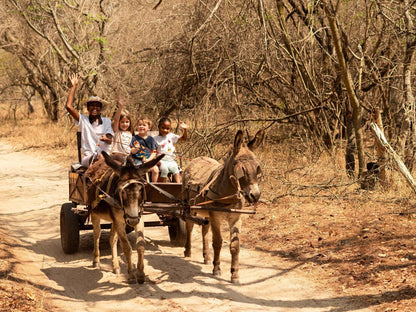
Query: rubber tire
60 202 80 254
168 216 187 247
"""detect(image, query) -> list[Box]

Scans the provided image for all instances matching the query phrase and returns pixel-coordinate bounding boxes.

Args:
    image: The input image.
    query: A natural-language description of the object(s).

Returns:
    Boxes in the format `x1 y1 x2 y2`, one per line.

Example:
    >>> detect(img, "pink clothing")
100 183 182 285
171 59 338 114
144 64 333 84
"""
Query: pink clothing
111 131 132 156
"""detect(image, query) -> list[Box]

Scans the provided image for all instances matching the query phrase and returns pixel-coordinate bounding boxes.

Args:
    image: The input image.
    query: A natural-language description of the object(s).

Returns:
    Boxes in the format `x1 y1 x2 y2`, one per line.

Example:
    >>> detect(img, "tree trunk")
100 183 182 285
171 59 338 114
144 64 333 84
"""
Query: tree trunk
325 4 365 177
345 102 356 178
400 0 416 172
372 108 387 186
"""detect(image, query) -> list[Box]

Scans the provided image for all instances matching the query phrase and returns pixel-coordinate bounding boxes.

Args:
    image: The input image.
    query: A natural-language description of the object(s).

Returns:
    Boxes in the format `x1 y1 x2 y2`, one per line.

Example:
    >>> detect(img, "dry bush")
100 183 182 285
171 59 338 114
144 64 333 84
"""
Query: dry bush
239 129 416 311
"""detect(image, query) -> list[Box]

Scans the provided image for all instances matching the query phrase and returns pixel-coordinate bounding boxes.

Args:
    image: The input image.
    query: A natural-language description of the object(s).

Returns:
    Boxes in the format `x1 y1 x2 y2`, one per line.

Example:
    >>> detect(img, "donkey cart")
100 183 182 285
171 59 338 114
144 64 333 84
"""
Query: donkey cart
59 130 262 284
60 165 202 254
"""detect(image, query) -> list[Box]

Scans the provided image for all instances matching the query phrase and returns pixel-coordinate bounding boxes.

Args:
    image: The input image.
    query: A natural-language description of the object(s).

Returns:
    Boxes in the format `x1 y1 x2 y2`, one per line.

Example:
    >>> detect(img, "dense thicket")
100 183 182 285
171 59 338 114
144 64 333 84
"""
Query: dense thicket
1 0 416 174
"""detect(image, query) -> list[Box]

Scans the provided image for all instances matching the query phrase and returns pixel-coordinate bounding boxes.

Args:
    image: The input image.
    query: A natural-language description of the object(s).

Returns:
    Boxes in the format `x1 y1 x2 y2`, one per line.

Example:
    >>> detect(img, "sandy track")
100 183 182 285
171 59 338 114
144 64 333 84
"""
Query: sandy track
0 142 372 312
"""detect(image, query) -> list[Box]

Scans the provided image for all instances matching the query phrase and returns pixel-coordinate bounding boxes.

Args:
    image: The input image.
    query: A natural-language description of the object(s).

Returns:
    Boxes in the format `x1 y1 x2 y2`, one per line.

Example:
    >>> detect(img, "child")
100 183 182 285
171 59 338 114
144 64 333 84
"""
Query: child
65 73 114 167
153 117 188 183
130 116 159 182
110 95 133 161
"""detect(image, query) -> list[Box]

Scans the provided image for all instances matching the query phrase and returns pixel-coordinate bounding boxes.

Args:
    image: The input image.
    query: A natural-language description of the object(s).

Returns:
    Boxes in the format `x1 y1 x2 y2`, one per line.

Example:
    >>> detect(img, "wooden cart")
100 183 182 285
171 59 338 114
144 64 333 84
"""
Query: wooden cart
60 167 195 254
60 132 195 254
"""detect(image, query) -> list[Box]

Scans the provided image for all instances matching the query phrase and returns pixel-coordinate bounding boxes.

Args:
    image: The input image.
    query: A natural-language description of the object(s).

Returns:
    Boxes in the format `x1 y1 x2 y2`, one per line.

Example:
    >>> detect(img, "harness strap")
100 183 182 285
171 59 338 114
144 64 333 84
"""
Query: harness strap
189 165 242 205
88 169 114 209
87 176 123 210
147 182 181 203
106 172 117 195
118 179 146 213
190 165 224 205
96 168 111 183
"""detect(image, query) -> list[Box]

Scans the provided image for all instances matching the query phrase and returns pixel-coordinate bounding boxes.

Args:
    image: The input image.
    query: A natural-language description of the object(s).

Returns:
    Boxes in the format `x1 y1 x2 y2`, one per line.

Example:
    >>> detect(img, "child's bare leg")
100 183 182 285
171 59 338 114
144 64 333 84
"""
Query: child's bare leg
151 166 159 183
158 162 169 182
173 173 181 183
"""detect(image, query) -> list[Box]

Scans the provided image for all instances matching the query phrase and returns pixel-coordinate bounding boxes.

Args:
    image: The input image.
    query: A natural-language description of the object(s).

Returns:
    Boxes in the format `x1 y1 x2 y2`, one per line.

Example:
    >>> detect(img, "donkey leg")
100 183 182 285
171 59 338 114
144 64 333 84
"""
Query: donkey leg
184 220 194 258
229 216 242 284
109 224 120 274
210 215 222 276
115 221 135 284
135 218 145 284
201 223 211 264
91 213 101 268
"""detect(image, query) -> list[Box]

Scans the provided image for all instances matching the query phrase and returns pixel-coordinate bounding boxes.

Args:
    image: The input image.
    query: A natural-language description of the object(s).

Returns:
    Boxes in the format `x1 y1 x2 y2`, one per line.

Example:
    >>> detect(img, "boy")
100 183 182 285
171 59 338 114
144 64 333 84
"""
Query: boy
130 117 159 182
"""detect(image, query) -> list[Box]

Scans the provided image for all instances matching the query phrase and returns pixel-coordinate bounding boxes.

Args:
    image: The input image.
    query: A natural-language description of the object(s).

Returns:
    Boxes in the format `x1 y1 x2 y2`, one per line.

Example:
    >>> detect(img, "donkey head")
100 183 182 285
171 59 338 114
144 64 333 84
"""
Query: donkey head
230 130 265 203
102 152 164 227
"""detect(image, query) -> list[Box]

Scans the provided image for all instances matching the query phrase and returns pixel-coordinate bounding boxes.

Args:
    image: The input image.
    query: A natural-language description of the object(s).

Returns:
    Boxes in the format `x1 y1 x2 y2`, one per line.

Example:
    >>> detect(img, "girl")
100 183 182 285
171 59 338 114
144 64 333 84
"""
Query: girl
110 96 133 161
153 117 188 183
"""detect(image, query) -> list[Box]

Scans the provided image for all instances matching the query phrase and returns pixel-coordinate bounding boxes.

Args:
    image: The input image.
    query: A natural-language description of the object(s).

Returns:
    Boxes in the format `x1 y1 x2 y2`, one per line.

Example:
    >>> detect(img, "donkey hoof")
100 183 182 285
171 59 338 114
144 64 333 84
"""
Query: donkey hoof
231 277 240 284
92 261 100 269
204 258 211 265
213 269 221 276
137 274 145 284
184 251 191 258
113 268 121 274
127 277 137 284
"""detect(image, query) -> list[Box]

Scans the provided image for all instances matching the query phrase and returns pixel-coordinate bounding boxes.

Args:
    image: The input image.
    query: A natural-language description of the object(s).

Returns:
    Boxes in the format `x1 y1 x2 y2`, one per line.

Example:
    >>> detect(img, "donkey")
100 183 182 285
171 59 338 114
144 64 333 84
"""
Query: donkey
88 152 164 284
182 129 264 283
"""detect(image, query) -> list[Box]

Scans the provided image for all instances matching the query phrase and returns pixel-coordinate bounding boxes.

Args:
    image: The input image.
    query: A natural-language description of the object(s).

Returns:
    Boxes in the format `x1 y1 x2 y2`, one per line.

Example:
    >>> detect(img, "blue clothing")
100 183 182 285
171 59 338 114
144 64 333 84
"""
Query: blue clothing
130 135 158 161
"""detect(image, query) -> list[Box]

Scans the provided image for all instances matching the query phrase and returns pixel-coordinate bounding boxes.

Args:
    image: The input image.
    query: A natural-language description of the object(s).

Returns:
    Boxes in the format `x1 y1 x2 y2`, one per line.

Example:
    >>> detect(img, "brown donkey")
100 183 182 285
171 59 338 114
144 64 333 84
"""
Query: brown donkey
88 152 164 284
182 130 264 283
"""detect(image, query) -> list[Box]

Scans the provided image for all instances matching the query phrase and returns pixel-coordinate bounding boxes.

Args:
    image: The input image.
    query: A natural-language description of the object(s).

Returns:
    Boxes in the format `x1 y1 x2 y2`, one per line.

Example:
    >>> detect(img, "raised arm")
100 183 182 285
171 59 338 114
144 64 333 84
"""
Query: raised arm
178 121 188 141
65 73 80 121
112 94 125 132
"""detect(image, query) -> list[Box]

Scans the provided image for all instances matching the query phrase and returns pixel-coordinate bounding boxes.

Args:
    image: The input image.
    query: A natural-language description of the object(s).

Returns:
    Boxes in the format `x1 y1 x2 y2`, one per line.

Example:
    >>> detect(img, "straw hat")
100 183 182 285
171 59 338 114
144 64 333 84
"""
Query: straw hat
81 96 109 110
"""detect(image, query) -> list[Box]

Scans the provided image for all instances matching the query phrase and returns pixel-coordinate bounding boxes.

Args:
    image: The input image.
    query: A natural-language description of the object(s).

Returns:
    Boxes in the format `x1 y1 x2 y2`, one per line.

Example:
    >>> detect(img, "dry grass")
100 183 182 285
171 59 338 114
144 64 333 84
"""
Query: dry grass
242 138 416 312
0 99 79 165
2 100 416 311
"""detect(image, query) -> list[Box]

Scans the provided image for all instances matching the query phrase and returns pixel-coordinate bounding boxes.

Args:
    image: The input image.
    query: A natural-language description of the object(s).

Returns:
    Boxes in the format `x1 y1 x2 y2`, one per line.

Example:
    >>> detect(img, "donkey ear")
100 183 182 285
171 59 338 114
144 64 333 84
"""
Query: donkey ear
125 154 135 167
102 152 122 174
233 130 244 156
137 154 165 172
247 129 265 151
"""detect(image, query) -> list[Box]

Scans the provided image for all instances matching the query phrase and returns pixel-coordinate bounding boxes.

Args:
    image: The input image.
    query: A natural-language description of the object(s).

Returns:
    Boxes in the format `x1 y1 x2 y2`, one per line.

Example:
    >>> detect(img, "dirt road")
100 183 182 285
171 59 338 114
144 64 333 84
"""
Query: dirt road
0 142 373 312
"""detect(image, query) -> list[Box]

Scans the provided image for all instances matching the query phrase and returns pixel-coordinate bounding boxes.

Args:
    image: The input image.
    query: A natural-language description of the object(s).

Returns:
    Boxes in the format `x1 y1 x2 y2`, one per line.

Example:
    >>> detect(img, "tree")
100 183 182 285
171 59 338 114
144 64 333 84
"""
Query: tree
0 0 113 121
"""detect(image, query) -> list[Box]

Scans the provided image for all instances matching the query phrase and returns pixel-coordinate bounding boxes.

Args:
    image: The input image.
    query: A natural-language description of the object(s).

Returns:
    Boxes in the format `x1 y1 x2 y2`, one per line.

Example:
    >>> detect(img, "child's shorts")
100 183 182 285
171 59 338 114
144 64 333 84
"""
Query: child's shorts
133 157 143 166
159 159 179 178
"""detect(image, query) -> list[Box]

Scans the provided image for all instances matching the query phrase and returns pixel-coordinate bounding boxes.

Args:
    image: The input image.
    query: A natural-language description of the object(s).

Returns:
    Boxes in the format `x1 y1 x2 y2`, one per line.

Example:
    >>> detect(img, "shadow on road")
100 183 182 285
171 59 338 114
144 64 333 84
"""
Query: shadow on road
3 205 415 311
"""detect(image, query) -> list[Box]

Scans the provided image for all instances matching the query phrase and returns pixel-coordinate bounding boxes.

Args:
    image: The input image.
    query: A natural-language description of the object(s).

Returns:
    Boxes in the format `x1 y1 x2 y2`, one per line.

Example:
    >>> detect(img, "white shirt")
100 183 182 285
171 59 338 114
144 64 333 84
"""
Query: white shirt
153 132 180 161
76 114 114 158
111 130 132 156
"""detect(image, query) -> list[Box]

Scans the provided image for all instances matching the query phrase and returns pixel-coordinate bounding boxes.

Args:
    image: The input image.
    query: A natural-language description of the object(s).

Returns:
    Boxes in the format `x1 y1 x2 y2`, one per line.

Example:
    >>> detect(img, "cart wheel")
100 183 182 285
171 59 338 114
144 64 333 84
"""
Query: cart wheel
60 202 80 254
168 216 187 247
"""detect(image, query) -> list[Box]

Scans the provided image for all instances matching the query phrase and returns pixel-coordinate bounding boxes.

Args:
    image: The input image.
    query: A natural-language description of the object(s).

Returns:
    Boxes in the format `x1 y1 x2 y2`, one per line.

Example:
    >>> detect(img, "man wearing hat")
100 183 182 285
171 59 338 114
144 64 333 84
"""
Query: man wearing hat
65 73 114 167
